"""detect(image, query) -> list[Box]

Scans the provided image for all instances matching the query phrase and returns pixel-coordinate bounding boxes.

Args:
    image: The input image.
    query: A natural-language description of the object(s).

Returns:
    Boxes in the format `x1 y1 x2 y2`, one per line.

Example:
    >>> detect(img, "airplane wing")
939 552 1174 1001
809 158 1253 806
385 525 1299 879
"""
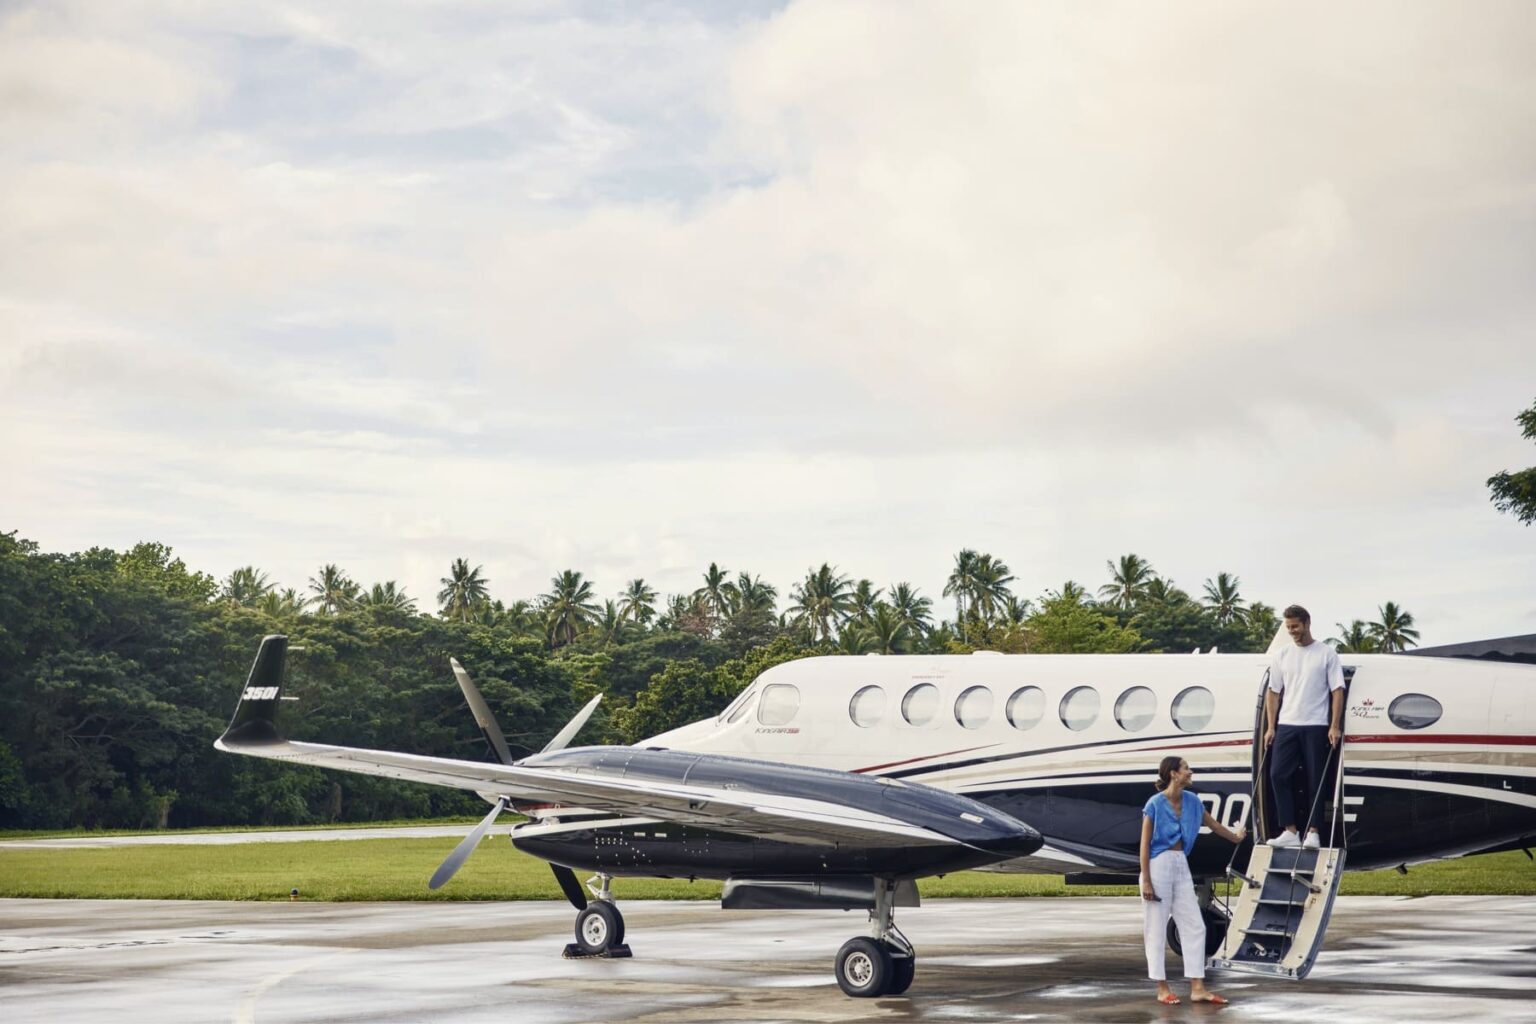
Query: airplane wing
217 737 962 849
216 636 973 850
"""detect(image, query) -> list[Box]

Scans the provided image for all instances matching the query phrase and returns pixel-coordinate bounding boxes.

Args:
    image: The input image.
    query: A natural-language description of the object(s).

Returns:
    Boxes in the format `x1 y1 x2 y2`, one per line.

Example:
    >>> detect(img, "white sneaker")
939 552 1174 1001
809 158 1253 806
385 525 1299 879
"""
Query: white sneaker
1303 831 1322 850
1268 831 1301 848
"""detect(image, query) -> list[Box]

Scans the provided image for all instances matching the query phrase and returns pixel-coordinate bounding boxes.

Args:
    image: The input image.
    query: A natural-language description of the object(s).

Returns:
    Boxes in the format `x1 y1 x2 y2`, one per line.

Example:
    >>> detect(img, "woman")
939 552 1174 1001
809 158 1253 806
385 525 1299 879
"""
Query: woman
1139 755 1245 1006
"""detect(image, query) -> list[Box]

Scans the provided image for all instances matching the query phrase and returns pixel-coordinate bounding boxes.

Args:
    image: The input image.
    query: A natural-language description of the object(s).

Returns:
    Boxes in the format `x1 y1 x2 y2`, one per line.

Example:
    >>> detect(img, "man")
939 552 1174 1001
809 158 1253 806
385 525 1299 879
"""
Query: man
1263 604 1345 849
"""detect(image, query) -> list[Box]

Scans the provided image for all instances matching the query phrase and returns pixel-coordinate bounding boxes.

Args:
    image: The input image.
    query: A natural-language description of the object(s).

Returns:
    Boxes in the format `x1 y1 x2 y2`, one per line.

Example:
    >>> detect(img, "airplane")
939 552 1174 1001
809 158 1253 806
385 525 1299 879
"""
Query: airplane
216 631 1536 996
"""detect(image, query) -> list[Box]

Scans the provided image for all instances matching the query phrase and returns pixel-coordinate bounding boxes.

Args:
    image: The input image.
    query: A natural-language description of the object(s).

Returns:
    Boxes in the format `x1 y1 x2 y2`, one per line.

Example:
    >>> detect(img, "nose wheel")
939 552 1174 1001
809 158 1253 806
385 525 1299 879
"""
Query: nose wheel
562 873 632 959
834 879 916 997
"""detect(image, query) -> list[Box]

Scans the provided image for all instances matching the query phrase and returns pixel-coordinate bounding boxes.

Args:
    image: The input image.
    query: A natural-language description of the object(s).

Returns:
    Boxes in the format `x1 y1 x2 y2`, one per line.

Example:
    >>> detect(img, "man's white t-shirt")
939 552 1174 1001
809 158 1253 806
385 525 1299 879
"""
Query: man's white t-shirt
1268 640 1345 727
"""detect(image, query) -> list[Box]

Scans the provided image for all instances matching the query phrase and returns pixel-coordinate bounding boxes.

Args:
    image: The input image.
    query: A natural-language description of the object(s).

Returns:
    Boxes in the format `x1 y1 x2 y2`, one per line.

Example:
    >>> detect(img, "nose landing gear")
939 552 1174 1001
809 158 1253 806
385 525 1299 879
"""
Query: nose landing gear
833 879 915 997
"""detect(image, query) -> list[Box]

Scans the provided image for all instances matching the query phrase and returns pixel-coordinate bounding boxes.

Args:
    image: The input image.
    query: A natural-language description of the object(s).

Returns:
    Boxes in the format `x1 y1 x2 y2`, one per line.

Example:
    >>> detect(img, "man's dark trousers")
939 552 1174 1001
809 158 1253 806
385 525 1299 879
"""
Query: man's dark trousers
1270 724 1332 831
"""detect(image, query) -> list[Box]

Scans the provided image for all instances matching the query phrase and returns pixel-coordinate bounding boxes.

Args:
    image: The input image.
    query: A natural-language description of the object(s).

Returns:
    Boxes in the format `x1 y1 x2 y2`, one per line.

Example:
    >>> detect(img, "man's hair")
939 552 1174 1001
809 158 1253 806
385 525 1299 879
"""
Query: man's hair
1282 604 1311 625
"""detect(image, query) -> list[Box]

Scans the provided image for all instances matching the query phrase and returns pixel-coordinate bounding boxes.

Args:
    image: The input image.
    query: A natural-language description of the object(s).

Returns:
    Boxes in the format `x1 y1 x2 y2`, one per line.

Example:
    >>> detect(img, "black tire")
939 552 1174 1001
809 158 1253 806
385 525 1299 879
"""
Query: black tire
835 937 892 997
887 953 915 995
1167 905 1229 959
575 901 624 954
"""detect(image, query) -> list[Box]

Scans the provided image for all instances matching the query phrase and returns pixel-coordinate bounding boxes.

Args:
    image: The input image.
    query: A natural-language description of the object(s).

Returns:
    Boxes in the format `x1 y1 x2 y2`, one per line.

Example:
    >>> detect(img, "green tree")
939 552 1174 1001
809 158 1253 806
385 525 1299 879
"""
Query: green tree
1243 602 1281 651
437 558 489 621
361 581 416 613
308 564 360 615
1201 572 1246 624
616 660 731 743
693 562 734 620
850 579 883 624
788 564 854 643
1329 620 1379 653
1098 553 1156 611
1487 397 1536 524
618 579 658 625
863 604 911 654
543 570 599 648
943 549 980 624
1027 587 1143 653
221 566 273 607
887 582 933 636
1368 602 1420 652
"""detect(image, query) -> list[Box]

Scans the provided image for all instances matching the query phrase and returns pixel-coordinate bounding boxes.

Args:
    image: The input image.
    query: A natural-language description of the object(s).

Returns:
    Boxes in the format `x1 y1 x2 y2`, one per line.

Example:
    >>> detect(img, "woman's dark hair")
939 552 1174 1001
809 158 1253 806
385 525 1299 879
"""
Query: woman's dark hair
1155 756 1184 791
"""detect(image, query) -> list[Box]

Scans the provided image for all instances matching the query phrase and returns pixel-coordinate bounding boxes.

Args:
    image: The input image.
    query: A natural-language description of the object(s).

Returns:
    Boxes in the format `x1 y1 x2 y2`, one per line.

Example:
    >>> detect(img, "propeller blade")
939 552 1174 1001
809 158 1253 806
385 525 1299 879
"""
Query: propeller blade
449 658 515 766
428 798 505 890
541 693 603 754
551 864 588 910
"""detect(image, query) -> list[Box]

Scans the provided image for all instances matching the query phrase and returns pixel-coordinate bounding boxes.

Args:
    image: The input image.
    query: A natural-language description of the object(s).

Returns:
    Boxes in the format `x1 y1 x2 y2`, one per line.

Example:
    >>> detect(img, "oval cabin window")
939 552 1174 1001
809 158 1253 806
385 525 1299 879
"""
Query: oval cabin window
1059 686 1100 731
1388 693 1443 730
902 683 940 726
1171 686 1214 733
1006 686 1045 730
758 684 800 726
849 685 885 728
955 686 994 729
1114 686 1156 732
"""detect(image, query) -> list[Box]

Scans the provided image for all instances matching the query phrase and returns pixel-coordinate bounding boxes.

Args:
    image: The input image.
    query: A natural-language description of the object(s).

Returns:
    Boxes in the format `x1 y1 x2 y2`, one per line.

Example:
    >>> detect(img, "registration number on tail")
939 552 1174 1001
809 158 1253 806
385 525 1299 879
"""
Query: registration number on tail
242 686 280 701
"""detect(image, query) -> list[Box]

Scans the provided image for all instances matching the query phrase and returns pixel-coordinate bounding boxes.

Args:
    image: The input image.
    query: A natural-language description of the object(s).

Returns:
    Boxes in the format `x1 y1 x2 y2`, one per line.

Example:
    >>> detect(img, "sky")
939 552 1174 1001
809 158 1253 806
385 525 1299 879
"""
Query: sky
3 1 1535 643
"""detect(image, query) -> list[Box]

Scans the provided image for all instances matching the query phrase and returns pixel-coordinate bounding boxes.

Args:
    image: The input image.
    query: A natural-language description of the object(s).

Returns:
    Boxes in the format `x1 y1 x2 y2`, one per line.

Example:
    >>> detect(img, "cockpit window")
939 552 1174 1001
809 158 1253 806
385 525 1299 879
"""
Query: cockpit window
727 691 758 724
718 684 756 722
1388 693 1442 730
757 684 800 726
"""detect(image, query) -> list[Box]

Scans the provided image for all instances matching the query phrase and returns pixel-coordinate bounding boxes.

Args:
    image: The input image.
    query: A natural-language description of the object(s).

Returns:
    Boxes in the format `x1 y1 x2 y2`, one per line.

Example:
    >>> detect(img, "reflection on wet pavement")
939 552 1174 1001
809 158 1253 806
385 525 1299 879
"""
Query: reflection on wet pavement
0 896 1531 1022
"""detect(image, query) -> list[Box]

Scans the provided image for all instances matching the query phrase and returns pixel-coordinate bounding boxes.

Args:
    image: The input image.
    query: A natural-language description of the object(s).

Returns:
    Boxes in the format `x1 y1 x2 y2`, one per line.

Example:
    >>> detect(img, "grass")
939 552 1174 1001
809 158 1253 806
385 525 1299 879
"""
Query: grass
1 835 1532 902
0 817 486 841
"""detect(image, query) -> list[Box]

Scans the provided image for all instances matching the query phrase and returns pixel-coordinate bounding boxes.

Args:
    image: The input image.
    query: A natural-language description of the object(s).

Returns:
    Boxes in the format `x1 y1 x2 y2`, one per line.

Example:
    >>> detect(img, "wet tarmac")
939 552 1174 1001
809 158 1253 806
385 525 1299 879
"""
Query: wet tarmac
1 895 1532 1023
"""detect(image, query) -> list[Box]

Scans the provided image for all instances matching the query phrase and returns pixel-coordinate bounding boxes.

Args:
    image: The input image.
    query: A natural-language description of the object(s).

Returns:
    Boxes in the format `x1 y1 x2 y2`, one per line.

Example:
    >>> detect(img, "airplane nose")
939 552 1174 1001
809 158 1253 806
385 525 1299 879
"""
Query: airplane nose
967 821 1044 858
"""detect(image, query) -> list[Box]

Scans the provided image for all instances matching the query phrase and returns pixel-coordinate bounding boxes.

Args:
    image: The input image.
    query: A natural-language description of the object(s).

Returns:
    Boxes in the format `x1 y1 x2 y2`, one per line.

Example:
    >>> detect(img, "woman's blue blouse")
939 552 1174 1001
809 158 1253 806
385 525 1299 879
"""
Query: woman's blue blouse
1143 790 1202 858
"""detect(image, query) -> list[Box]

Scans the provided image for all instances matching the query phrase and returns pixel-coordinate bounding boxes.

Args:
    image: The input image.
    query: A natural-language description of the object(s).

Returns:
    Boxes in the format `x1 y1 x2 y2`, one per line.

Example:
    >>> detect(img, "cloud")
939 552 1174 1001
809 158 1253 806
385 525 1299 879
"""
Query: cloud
1 1 1534 639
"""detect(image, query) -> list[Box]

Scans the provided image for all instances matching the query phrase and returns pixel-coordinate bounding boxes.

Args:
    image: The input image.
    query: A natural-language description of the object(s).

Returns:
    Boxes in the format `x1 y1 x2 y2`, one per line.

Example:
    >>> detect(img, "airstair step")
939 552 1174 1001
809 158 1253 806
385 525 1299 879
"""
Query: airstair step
1256 897 1307 907
1242 927 1295 938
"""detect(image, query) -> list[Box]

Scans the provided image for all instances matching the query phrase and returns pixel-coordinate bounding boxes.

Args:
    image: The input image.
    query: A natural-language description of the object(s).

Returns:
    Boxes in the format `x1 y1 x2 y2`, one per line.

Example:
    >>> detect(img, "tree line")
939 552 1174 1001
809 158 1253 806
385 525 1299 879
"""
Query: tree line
0 531 1418 831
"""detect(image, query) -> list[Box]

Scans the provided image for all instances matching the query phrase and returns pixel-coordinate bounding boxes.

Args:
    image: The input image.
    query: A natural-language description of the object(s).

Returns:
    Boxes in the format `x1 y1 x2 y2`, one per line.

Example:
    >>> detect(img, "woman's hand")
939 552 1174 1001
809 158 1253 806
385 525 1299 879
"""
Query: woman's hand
1141 880 1159 901
1229 827 1246 844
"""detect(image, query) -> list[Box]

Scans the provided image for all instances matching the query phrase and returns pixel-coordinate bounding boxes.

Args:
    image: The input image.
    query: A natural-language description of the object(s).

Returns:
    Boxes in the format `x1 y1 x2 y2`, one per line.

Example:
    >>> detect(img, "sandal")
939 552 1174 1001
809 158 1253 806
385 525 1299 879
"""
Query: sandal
1157 992 1181 1005
1192 993 1230 1005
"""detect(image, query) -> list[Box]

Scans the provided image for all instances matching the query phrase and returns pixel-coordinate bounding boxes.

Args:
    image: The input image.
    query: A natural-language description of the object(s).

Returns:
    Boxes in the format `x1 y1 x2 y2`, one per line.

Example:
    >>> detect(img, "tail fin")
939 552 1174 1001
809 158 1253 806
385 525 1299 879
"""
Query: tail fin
217 634 288 749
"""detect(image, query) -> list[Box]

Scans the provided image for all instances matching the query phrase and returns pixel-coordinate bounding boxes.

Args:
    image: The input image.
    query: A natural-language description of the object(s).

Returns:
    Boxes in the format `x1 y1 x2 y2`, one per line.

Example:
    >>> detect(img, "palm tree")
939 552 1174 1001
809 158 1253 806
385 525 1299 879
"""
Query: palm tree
970 553 1015 624
693 562 734 619
1329 620 1379 653
788 563 854 643
222 566 272 607
1201 572 1246 624
619 578 658 625
543 569 599 647
727 572 778 619
361 580 417 613
1141 577 1188 606
851 579 883 624
501 599 539 635
1000 594 1033 627
437 558 490 621
864 604 911 654
1052 580 1089 604
944 549 980 624
887 582 933 636
1099 554 1155 611
592 600 628 646
257 587 308 618
835 623 875 655
1368 602 1420 653
308 564 359 615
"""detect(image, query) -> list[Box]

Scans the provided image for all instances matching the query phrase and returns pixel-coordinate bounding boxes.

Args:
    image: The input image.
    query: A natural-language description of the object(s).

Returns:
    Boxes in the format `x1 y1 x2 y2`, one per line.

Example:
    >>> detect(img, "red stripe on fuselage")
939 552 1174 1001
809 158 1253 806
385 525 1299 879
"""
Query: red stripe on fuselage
1126 733 1536 755
854 744 997 773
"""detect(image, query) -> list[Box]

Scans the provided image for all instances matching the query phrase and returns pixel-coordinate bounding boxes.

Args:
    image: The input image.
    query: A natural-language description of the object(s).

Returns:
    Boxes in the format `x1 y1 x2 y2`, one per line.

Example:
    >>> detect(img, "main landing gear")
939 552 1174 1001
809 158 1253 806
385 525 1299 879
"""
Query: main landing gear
834 879 915 997
564 873 632 959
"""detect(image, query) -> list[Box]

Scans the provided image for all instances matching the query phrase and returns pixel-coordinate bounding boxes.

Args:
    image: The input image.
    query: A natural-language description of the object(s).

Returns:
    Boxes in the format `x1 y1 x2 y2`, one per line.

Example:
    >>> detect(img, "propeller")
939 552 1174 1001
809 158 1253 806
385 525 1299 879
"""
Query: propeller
429 659 602 899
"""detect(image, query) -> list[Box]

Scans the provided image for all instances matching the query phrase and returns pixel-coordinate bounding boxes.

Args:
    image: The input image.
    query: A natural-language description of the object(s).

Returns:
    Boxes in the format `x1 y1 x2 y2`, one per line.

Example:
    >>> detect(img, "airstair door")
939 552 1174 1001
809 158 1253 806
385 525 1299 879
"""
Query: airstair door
1209 666 1352 979
1209 844 1345 978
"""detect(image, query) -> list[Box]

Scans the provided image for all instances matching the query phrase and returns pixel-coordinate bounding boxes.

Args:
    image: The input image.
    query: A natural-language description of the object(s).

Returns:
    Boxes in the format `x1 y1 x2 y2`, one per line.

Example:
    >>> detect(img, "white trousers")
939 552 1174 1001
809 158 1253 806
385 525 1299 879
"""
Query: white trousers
1142 849 1205 980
